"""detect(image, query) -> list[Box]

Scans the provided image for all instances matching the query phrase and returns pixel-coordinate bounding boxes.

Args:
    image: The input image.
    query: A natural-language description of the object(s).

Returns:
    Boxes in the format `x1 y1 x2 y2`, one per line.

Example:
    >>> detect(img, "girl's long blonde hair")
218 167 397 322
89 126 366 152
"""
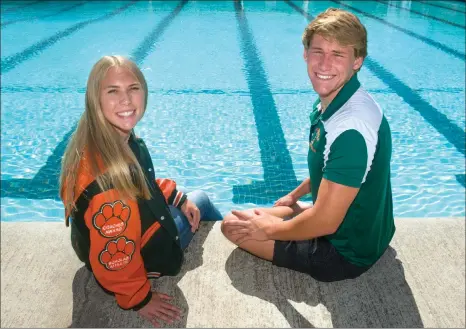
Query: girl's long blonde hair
60 55 151 225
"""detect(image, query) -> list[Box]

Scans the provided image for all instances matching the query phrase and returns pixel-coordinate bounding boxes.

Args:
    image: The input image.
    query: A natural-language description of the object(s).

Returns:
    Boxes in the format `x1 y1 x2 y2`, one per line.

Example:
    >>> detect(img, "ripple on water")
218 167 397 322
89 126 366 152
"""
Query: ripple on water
1 198 64 222
2 90 465 221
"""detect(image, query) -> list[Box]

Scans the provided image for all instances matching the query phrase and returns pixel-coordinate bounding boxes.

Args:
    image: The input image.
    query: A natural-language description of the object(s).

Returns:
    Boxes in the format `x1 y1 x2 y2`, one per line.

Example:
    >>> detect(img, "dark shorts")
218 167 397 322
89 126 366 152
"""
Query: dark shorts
272 237 371 282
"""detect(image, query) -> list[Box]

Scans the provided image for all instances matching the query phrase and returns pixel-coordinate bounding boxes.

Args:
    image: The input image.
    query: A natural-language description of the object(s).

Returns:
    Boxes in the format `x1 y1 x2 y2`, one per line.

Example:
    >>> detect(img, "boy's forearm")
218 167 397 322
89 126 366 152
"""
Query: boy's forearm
266 206 333 241
289 178 311 200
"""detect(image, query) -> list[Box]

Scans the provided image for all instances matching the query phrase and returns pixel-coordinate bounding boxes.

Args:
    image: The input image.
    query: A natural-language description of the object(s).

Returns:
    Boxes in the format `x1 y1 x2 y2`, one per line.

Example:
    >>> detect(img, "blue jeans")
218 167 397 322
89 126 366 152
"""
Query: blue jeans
170 190 223 250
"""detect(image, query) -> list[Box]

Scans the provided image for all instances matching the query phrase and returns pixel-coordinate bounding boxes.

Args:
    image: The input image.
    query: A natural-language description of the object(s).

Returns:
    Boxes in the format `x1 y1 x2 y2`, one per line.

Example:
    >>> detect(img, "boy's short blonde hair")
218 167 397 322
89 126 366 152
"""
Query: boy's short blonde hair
302 8 367 59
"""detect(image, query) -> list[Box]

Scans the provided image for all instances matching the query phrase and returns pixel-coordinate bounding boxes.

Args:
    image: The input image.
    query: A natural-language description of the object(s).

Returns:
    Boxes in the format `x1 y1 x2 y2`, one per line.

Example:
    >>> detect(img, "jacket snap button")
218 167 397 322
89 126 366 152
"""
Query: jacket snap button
160 216 165 220
175 236 179 240
148 168 152 172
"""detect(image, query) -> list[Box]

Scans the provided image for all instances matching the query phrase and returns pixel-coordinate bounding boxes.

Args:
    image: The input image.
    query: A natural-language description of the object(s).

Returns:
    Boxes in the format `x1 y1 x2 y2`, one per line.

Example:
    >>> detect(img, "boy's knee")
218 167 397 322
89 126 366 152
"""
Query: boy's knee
220 213 236 240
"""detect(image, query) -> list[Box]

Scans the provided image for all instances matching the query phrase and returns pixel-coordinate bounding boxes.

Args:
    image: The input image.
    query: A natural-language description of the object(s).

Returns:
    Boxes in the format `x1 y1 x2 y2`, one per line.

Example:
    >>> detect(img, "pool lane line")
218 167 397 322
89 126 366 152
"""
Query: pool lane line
1 1 137 75
456 174 465 187
362 59 465 156
131 0 188 65
1 0 42 14
0 1 189 201
1 1 86 27
232 0 298 204
374 0 465 29
285 0 465 157
0 126 75 200
329 0 465 61
417 0 466 14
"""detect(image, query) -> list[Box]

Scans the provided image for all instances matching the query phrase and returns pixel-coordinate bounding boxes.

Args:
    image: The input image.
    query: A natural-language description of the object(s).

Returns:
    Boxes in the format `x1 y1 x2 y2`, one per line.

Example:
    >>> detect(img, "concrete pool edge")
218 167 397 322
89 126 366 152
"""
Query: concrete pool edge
1 217 464 328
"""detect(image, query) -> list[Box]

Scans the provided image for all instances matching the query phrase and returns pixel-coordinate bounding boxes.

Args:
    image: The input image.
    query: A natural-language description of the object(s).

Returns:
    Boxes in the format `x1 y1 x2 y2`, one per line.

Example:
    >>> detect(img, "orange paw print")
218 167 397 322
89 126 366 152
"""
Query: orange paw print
99 237 135 271
93 201 130 238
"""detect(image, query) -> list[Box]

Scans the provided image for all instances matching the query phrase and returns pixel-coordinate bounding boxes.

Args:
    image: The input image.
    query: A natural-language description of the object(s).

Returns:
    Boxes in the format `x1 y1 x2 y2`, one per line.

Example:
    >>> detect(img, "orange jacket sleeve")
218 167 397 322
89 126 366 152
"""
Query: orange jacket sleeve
84 189 151 310
156 178 187 209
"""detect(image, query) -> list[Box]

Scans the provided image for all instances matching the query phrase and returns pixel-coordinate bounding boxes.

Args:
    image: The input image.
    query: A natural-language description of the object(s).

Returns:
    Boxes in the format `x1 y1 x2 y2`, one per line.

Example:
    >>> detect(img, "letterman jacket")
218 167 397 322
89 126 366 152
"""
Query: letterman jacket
63 134 187 311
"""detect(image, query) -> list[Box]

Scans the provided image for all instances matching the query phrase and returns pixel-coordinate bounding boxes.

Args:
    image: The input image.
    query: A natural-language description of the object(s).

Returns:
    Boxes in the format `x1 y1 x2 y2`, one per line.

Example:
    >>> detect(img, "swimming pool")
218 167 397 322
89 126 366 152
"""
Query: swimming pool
1 0 465 221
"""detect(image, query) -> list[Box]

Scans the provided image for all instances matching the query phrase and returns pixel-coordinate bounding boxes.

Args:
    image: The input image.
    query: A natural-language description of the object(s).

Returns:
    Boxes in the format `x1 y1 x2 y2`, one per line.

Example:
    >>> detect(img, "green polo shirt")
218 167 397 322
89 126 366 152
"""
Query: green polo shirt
308 74 395 267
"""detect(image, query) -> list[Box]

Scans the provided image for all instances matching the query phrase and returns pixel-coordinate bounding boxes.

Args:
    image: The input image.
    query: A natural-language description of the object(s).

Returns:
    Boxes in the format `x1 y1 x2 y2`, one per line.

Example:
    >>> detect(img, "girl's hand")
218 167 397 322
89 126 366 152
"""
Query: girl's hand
137 291 182 327
181 199 200 232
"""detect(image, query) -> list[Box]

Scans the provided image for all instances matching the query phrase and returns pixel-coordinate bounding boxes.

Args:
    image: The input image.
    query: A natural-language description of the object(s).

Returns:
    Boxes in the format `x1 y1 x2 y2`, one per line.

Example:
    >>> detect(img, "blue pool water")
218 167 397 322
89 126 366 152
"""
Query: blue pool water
1 0 465 221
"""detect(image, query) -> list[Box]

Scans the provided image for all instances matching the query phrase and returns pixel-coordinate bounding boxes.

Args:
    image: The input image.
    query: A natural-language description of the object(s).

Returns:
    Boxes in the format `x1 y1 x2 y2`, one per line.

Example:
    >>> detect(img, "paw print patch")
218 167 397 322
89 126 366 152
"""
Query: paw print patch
99 237 135 271
93 201 130 238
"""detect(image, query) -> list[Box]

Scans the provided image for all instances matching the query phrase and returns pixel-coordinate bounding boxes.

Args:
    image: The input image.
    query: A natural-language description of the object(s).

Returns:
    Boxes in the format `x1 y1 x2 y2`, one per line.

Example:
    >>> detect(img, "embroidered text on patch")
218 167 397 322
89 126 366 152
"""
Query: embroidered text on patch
93 200 130 238
99 237 135 271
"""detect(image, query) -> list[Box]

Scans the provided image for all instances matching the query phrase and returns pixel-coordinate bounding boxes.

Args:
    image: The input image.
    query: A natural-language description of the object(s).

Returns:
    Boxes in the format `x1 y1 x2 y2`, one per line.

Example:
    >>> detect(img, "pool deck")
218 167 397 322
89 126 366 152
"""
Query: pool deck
1 218 464 328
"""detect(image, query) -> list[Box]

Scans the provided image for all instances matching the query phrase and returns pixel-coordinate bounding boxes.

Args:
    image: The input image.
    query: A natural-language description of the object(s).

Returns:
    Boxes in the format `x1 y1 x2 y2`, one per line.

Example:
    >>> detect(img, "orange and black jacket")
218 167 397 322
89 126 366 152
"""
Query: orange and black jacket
64 134 187 311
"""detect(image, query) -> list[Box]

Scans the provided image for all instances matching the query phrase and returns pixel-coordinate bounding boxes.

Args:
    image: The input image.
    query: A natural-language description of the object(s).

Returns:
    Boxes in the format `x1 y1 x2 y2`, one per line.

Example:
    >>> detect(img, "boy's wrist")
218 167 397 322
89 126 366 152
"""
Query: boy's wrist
266 218 285 240
288 191 299 202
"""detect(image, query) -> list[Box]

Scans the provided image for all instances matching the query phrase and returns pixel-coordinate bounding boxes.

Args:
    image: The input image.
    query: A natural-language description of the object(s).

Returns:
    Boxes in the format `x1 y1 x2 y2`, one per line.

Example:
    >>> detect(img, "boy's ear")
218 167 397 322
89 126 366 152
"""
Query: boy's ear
353 56 363 71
